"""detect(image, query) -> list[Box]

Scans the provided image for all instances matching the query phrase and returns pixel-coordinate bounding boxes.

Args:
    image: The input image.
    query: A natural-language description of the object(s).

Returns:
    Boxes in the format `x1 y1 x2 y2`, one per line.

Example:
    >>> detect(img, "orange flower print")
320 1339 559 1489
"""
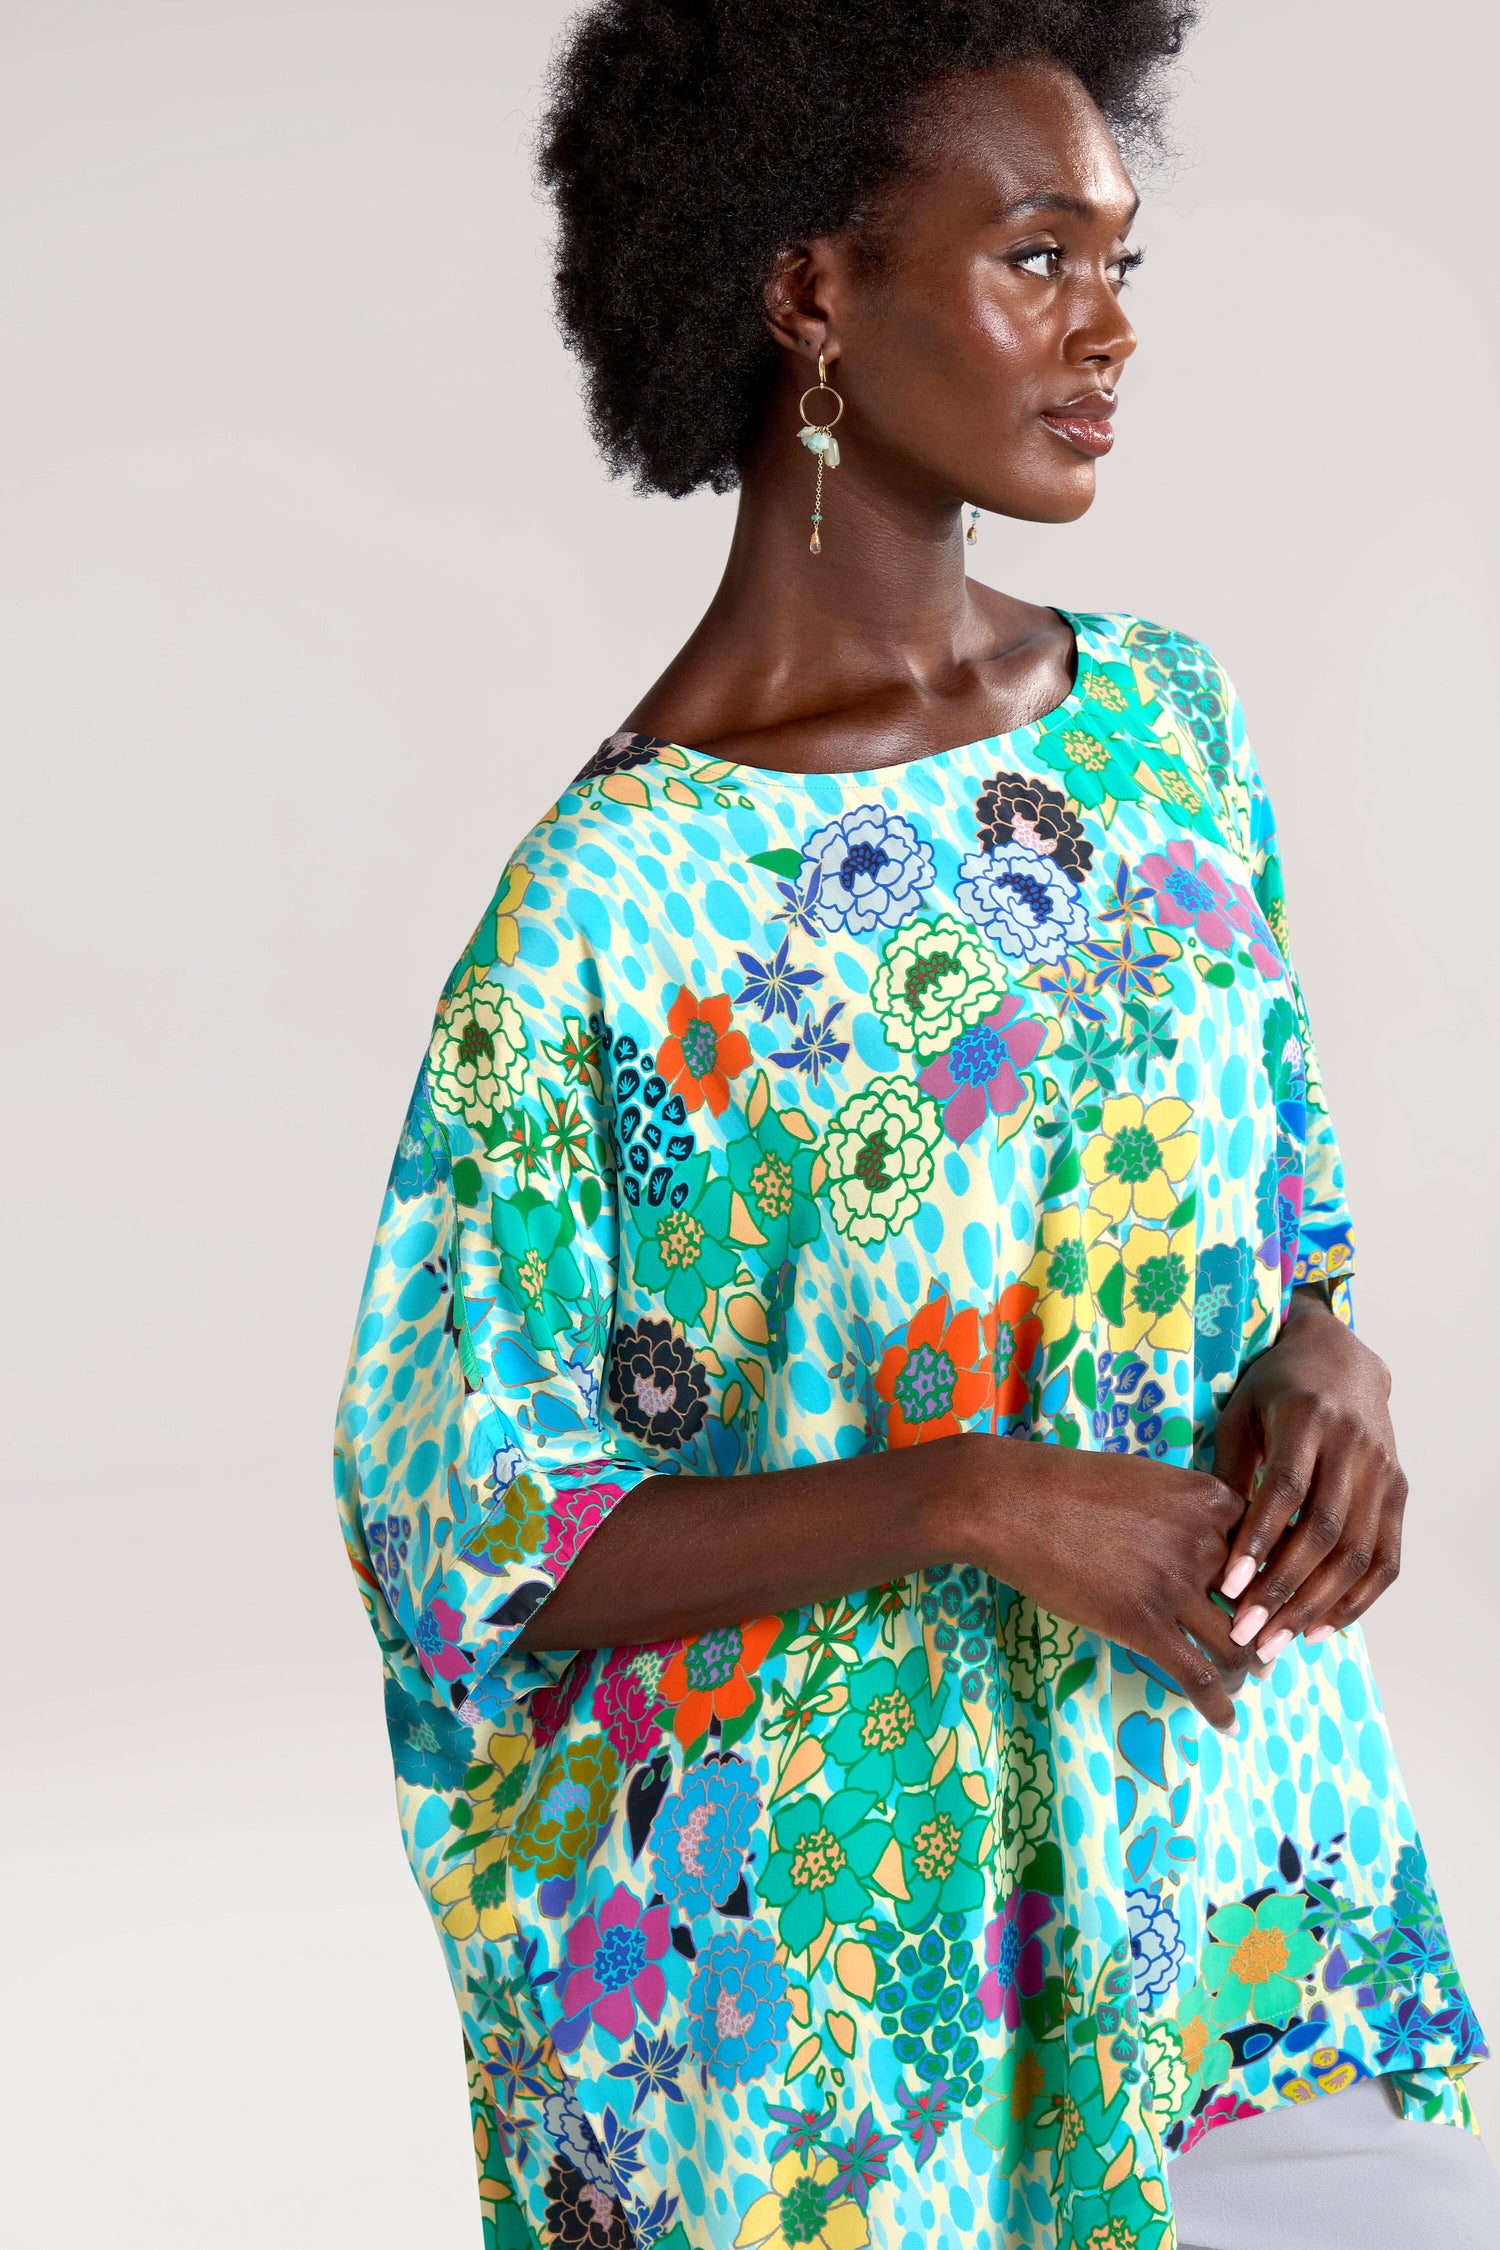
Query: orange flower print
659 987 753 1117
875 1292 994 1447
657 1616 780 1746
983 1281 1044 1429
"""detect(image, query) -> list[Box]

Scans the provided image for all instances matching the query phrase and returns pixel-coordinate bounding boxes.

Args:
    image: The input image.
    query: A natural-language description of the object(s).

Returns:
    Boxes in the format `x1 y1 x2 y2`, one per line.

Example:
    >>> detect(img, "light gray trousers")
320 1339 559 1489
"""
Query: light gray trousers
1168 2076 1500 2249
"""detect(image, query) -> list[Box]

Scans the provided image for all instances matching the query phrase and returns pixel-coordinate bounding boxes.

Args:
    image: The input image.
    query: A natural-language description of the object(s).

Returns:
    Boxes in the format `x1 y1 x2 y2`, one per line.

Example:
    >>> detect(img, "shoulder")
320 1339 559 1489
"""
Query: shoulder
1071 610 1238 718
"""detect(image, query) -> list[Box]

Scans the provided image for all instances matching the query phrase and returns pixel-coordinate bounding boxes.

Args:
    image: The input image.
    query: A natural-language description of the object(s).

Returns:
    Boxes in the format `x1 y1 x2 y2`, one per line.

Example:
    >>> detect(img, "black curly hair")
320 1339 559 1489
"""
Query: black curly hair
537 0 1198 499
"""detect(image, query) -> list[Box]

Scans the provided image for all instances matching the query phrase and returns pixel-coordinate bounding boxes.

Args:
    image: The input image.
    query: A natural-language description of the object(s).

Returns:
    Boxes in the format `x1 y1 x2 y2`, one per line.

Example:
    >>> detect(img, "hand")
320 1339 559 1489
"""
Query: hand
977 1440 1252 1732
1212 1290 1406 1660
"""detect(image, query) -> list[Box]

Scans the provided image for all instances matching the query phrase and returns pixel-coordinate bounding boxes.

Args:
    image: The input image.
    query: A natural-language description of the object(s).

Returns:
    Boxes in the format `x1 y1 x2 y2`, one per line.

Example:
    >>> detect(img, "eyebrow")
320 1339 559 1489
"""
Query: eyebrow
996 190 1140 229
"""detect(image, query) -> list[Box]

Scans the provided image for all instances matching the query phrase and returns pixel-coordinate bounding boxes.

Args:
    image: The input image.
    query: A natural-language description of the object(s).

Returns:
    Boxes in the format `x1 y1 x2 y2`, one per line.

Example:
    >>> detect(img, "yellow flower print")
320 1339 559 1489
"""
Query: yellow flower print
430 1834 515 1943
1081 1095 1197 1227
427 981 527 1130
1101 1221 1197 1355
734 2152 870 2250
460 1729 531 1847
489 863 532 968
1022 1204 1115 1345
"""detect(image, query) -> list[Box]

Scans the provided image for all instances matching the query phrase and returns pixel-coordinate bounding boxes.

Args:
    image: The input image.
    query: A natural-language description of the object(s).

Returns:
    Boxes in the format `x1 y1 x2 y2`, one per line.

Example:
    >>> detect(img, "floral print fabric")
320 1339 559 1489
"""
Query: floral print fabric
335 611 1486 2250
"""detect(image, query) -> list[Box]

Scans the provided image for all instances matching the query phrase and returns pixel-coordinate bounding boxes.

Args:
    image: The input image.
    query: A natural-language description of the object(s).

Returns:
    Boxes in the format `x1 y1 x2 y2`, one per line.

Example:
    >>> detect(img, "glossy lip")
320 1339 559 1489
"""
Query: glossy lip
1039 389 1117 458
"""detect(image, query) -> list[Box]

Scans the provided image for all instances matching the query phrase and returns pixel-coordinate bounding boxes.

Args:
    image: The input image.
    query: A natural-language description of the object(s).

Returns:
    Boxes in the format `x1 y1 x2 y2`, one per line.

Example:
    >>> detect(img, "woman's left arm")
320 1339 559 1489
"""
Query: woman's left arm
1211 1283 1408 1660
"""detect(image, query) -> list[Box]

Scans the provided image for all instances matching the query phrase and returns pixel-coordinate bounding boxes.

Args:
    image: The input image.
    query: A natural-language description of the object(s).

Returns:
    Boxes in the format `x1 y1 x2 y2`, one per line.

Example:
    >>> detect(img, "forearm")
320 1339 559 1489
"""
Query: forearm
514 1435 988 1653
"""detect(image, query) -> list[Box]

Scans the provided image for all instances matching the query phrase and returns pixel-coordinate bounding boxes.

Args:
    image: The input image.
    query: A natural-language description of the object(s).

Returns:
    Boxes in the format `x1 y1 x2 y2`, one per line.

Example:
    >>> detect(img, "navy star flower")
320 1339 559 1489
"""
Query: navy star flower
770 999 850 1085
734 935 823 1024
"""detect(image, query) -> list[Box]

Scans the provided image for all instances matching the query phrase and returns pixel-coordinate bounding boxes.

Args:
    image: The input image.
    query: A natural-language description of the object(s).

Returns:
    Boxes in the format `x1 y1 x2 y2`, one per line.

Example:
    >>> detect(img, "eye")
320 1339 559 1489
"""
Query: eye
1012 245 1064 279
1109 247 1146 287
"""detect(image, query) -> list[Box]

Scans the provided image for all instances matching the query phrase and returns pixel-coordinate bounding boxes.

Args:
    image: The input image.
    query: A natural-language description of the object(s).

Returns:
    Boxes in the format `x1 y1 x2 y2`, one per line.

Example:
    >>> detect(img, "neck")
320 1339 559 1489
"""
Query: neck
636 410 1002 748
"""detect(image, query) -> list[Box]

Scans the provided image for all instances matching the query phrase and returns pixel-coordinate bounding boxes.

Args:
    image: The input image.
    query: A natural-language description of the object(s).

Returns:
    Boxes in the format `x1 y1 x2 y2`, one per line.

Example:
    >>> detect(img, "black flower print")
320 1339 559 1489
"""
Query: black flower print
975 770 1094 881
575 731 668 785
607 1317 710 1450
543 2158 635 2249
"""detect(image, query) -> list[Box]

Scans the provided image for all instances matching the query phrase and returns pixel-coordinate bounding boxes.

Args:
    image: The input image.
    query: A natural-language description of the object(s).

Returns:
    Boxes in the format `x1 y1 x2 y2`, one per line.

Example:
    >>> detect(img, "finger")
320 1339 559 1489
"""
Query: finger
1178 1591 1253 1696
1210 1388 1261 1509
1217 1401 1322 1607
1303 1489 1406 1643
1251 1489 1385 1654
1144 1620 1239 1733
1230 1443 1363 1649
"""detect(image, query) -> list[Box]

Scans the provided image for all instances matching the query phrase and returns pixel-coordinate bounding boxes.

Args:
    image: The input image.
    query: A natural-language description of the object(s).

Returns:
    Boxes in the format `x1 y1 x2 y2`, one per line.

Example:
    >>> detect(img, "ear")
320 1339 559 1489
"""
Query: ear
761 241 842 370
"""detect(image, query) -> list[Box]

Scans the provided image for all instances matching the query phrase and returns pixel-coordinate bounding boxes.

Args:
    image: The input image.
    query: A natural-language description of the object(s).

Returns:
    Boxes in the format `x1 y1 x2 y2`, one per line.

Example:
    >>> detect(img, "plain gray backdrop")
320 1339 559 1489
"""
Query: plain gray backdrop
3 2 1496 2243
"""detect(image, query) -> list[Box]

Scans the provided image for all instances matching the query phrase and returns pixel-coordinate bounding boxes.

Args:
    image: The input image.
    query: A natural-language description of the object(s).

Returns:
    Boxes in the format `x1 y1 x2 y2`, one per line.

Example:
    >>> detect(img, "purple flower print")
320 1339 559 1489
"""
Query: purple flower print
1138 838 1239 953
979 1887 1054 2029
414 1595 470 1686
917 997 1046 1145
558 1885 672 2047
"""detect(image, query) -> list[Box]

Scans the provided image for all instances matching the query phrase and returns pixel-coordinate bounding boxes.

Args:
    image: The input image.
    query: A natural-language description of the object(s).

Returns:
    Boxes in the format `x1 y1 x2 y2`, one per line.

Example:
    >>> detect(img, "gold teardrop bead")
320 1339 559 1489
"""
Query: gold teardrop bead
809 527 821 554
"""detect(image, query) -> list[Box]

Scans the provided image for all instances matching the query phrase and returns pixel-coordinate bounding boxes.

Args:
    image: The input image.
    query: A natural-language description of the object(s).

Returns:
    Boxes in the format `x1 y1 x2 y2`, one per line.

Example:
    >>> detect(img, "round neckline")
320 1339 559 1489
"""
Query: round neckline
621 605 1087 786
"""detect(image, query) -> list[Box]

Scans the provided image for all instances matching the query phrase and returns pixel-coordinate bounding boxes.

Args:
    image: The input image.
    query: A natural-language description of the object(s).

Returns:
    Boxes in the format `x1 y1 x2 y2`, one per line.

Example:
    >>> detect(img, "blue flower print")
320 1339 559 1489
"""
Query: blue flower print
388 1067 451 1201
649 1754 761 1916
686 1925 790 2088
802 805 933 934
734 935 823 1024
956 843 1089 964
1194 1240 1256 1380
1127 1883 1186 2005
383 1675 472 1791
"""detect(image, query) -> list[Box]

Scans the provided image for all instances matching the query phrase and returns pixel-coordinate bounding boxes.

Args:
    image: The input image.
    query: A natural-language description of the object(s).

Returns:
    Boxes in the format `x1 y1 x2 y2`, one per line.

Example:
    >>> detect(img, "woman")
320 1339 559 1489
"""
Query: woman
334 5 1495 2244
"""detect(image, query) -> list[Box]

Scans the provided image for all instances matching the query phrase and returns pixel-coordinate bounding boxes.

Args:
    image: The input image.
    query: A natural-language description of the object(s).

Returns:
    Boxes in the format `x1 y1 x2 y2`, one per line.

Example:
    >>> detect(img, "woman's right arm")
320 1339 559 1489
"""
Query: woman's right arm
515 1435 1252 1732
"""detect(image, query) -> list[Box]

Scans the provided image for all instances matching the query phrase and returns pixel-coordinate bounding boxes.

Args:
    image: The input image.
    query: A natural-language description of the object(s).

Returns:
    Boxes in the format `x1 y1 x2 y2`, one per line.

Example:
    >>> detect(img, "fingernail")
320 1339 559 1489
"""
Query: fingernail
1217 1712 1239 1737
1220 1556 1256 1601
1304 1624 1333 1645
1230 1603 1269 1648
1257 1627 1293 1663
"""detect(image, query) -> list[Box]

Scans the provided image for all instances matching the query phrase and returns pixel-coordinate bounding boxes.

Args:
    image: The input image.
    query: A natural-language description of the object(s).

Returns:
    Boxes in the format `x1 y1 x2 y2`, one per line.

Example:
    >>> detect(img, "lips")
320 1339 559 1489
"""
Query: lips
1039 392 1117 459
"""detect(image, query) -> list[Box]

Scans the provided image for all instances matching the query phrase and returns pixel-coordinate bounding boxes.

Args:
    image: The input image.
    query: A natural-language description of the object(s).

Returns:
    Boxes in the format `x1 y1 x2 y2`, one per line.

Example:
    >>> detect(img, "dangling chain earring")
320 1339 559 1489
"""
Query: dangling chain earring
797 353 843 554
966 507 981 544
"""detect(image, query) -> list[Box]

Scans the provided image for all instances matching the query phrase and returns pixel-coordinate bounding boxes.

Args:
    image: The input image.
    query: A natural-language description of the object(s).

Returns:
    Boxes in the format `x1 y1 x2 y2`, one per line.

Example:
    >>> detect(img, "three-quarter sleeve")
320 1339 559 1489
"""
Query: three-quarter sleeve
333 847 659 1723
1218 665 1358 1326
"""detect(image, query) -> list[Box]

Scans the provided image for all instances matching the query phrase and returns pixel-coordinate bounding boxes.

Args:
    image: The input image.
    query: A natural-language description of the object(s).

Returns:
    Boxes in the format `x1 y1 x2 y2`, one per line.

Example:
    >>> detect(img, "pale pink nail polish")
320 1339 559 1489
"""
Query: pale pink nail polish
1257 1627 1292 1663
1220 1556 1256 1601
1230 1603 1268 1649
1304 1624 1334 1646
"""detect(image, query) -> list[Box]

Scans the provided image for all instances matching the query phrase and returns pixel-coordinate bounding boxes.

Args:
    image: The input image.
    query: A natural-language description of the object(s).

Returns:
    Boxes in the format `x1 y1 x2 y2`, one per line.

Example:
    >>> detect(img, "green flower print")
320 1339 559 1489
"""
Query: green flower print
490 1186 584 1351
508 1734 621 1880
1034 664 1158 814
1174 1977 1233 2098
891 1767 987 1931
724 1099 823 1273
825 1647 946 1797
628 1150 742 1329
1000 1598 1078 1709
871 912 1007 1059
1201 1892 1321 2028
1067 2167 1170 2250
822 1077 941 1246
460 1471 548 1575
427 978 527 1130
975 2034 1066 2175
998 1722 1054 1880
1140 2019 1192 2129
759 1790 888 1956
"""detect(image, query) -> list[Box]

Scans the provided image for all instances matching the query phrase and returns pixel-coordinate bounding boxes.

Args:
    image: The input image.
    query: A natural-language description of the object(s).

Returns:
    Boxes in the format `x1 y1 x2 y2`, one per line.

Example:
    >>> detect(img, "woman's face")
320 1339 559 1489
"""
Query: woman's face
809 61 1141 526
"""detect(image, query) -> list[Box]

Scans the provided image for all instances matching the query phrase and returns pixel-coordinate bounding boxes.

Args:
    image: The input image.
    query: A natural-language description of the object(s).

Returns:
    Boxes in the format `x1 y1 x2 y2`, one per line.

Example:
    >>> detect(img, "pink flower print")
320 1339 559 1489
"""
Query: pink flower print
414 1596 470 1686
531 1651 590 1748
544 1480 625 1574
595 1656 666 1766
560 1884 671 2042
1225 878 1286 981
1138 838 1239 953
979 1888 1055 2030
1180 2092 1263 2153
917 997 1046 1145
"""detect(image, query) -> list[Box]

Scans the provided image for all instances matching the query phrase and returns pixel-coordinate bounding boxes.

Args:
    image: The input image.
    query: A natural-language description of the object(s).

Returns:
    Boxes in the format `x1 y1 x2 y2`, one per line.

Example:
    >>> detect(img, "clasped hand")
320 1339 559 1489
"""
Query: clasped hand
1211 1288 1407 1666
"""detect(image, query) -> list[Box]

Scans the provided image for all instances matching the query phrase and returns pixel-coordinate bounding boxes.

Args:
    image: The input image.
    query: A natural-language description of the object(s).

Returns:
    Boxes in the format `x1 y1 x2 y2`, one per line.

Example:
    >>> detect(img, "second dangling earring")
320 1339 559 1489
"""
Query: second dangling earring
966 507 981 544
797 352 844 554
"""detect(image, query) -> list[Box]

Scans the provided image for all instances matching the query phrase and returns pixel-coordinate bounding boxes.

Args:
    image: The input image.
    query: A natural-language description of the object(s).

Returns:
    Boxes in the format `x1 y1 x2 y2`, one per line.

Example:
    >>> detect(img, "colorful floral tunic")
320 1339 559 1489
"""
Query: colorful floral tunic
335 610 1486 2250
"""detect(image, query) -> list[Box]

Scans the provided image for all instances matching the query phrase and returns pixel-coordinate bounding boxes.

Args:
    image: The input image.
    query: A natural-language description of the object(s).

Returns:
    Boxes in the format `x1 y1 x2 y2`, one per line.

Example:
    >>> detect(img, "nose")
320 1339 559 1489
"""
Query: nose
1066 276 1137 372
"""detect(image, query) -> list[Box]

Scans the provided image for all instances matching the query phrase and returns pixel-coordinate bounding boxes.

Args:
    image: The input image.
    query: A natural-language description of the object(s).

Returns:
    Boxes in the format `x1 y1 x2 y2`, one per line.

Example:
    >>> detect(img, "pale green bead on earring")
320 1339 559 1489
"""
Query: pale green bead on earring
797 352 844 553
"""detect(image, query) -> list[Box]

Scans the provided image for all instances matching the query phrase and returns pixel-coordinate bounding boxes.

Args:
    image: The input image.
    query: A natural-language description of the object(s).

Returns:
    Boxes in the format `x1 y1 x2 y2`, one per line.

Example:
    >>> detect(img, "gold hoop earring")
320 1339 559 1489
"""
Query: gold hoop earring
797 352 843 554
